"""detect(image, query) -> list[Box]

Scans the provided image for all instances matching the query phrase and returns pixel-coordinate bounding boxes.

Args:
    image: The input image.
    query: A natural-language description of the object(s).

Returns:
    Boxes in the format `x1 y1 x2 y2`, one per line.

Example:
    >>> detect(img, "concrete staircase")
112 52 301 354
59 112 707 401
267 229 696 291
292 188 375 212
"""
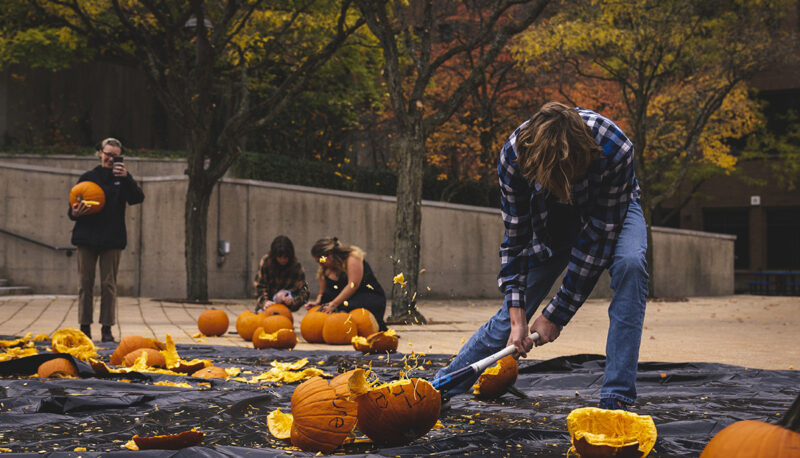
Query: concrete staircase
0 278 33 296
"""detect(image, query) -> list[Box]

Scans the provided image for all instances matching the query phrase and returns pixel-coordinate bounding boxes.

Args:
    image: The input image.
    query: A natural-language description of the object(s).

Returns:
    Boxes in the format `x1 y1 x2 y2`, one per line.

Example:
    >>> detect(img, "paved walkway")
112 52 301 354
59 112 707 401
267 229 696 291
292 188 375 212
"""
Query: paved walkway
1 294 798 370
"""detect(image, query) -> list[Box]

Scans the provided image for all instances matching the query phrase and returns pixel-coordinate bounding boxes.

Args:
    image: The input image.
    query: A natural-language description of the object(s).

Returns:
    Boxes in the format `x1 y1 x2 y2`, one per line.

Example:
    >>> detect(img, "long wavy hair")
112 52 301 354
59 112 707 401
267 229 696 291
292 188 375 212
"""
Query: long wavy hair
265 235 298 275
311 237 365 279
515 101 601 202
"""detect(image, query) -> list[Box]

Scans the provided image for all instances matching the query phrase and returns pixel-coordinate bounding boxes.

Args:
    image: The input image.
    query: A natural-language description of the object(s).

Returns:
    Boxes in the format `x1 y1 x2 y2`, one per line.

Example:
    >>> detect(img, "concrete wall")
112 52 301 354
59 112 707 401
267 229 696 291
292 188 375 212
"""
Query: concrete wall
0 159 735 301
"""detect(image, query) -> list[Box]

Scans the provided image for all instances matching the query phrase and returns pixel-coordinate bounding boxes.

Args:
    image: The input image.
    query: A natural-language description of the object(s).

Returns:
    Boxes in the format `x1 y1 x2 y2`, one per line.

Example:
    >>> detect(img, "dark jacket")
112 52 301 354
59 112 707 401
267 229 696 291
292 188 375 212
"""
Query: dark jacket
68 165 145 250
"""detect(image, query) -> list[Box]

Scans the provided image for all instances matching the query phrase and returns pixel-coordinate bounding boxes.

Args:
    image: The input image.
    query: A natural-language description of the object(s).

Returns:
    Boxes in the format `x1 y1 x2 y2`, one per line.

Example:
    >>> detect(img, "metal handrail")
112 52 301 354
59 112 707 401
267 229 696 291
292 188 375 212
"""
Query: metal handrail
0 227 75 256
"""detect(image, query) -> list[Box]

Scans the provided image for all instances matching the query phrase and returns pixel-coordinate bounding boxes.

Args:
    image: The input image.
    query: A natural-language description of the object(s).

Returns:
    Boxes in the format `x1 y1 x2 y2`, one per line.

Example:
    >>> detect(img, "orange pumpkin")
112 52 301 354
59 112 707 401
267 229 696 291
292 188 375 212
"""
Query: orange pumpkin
69 181 106 215
110 336 163 366
235 311 261 341
259 314 293 334
290 370 367 453
191 366 229 379
263 303 294 323
352 329 399 354
133 429 204 450
322 312 358 345
252 327 297 350
197 309 229 336
300 306 327 343
473 355 518 400
356 378 441 446
348 308 379 336
700 394 800 457
37 357 78 378
123 348 167 368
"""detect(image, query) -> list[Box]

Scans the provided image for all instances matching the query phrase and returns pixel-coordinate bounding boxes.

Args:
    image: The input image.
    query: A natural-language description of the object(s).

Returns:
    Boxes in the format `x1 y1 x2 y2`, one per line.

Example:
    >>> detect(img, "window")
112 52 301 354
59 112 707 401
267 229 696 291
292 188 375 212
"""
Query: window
703 208 749 270
766 207 800 270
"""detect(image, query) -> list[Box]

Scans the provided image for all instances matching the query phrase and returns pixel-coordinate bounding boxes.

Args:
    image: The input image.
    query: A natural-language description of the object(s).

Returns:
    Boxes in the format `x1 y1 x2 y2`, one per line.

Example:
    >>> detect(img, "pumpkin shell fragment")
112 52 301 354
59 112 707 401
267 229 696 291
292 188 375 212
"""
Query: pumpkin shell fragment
566 407 657 458
132 429 204 450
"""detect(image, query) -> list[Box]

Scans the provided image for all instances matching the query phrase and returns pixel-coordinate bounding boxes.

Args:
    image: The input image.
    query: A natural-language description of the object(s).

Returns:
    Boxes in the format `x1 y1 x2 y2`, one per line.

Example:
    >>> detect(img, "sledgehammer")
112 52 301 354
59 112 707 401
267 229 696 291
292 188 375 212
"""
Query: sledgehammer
431 332 540 392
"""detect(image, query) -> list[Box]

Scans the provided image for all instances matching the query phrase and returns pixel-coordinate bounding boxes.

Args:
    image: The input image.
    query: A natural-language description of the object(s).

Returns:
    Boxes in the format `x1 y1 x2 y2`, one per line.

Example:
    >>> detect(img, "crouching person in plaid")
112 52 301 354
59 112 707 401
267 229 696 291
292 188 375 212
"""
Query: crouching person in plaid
436 102 648 411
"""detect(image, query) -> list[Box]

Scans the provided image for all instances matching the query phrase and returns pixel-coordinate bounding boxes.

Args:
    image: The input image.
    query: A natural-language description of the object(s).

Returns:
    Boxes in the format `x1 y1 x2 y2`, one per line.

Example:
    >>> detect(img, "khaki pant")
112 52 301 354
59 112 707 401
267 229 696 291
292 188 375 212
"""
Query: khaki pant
77 246 121 326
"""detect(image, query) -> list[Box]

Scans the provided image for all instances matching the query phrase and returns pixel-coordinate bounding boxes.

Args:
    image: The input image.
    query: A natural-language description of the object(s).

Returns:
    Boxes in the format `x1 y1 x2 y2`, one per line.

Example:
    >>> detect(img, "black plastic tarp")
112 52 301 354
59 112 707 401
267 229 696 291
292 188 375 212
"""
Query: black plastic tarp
1 338 798 457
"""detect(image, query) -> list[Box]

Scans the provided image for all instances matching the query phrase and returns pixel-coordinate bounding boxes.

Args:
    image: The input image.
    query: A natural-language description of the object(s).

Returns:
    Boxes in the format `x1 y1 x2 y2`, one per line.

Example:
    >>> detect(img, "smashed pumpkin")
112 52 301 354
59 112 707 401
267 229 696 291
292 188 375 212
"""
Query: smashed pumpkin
566 407 657 458
473 355 518 400
290 369 368 453
132 428 204 450
51 328 98 361
252 327 297 350
110 335 163 366
37 357 78 378
267 408 293 441
123 348 167 368
356 378 441 446
191 366 229 379
351 329 399 354
348 308 379 337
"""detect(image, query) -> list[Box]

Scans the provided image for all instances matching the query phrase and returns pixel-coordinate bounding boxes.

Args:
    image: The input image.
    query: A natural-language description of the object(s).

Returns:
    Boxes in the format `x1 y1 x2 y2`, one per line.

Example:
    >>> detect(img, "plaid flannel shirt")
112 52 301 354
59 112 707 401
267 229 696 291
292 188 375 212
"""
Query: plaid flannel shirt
497 107 641 326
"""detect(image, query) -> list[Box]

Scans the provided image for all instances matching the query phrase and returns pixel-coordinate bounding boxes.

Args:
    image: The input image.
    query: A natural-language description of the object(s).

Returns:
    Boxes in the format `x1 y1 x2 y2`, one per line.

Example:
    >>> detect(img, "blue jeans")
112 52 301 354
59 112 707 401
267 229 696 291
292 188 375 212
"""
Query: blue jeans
435 200 648 406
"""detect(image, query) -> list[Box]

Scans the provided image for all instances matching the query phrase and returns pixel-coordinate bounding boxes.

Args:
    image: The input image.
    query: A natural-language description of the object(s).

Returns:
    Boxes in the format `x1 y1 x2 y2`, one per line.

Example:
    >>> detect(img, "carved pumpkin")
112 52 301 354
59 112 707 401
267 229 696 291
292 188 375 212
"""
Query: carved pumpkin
322 312 358 345
700 393 800 458
51 328 98 361
191 366 229 379
473 355 518 400
259 314 293 334
197 309 229 336
252 327 297 350
69 181 106 215
348 308 379 336
37 357 78 378
290 370 367 453
132 429 204 450
235 311 261 341
356 378 441 446
263 303 294 323
123 348 167 368
300 306 327 343
110 335 163 366
566 407 657 458
352 329 399 354
267 408 293 441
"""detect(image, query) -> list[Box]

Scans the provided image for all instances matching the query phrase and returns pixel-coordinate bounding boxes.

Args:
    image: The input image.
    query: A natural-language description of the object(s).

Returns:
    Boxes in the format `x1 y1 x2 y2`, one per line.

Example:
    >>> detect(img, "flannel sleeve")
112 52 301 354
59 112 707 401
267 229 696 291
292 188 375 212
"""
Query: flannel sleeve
287 265 310 311
542 125 635 326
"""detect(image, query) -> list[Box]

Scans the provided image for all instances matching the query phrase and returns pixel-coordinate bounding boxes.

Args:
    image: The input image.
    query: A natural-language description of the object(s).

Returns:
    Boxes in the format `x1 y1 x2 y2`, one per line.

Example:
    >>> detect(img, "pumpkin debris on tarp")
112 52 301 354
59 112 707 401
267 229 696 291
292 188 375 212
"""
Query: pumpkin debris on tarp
36 357 78 378
0 346 38 362
267 408 293 441
130 428 204 450
566 407 657 458
161 334 211 373
50 328 98 360
0 332 32 348
351 329 399 354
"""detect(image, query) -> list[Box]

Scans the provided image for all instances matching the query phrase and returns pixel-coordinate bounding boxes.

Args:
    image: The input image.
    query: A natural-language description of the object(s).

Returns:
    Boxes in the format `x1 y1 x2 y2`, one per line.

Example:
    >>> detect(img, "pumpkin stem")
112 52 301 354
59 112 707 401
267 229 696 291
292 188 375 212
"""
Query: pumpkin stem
777 392 800 433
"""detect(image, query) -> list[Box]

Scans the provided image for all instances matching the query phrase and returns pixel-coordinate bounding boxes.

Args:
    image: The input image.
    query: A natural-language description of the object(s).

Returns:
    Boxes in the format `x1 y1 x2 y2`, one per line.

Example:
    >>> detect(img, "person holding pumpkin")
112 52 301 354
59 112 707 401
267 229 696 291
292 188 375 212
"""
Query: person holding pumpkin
435 102 648 411
68 138 145 342
305 237 388 331
254 235 310 312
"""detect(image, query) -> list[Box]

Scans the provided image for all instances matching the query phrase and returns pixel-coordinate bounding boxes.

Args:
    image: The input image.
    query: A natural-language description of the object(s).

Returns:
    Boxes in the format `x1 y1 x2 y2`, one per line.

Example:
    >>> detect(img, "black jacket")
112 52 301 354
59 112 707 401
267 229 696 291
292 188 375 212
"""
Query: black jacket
68 165 145 250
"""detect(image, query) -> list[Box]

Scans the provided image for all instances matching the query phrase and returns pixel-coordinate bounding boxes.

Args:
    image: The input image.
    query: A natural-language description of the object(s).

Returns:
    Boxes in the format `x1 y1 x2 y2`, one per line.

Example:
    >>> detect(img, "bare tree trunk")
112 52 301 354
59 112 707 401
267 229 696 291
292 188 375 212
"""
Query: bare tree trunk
388 132 427 324
185 173 214 303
